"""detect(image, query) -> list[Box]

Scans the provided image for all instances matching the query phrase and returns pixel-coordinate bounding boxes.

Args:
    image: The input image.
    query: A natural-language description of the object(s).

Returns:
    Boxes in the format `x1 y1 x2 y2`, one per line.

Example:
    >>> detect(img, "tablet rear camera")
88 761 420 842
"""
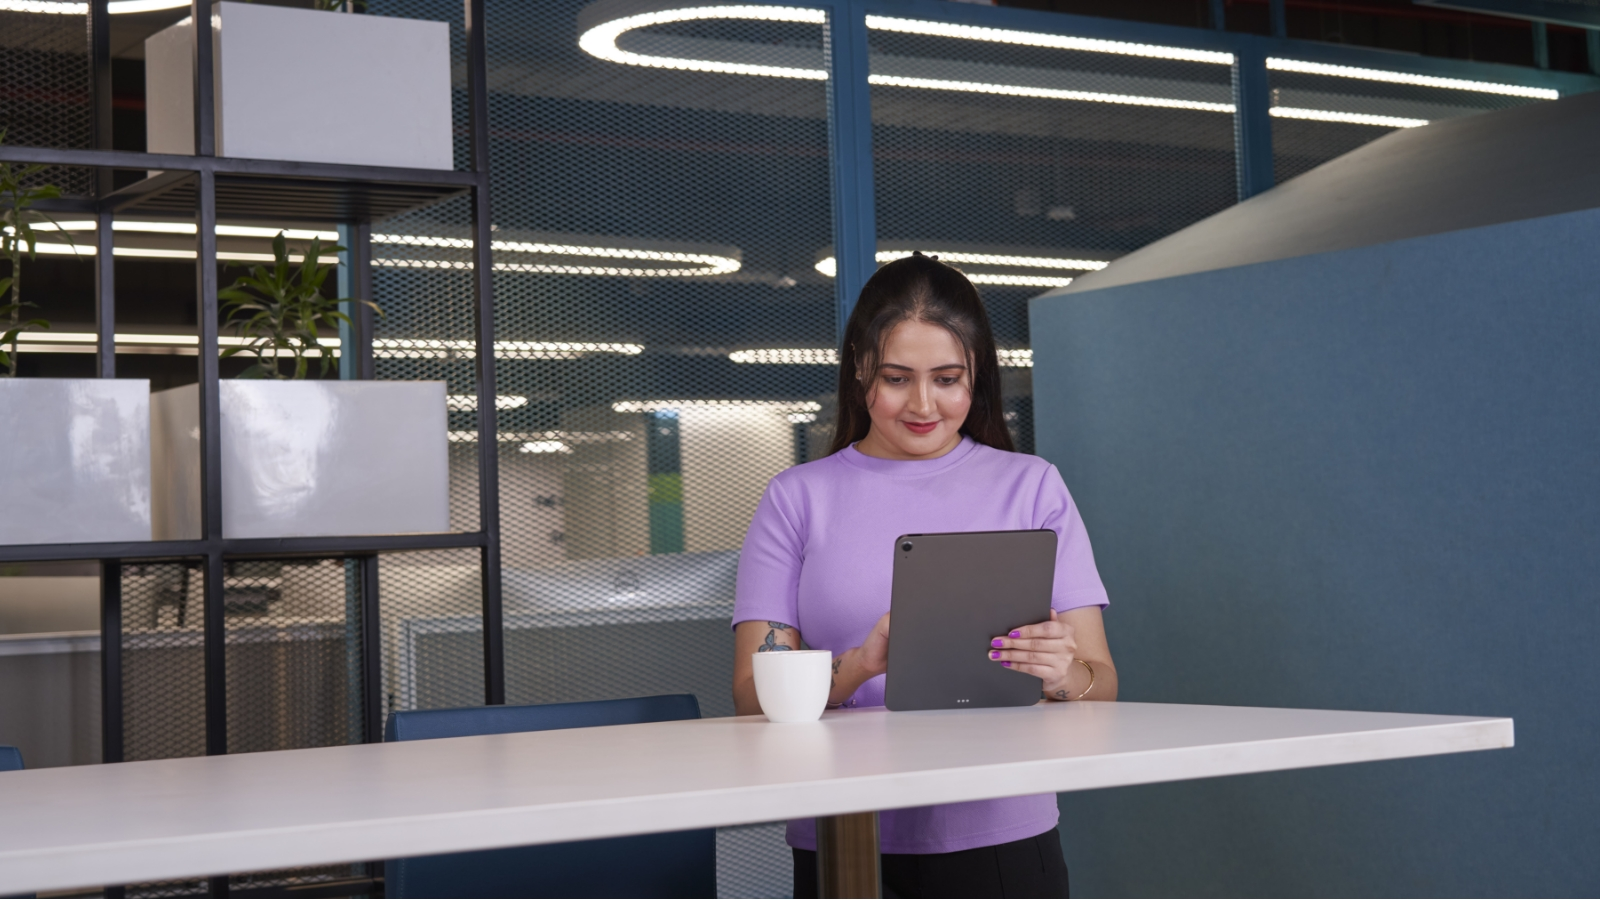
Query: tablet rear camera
900 541 914 552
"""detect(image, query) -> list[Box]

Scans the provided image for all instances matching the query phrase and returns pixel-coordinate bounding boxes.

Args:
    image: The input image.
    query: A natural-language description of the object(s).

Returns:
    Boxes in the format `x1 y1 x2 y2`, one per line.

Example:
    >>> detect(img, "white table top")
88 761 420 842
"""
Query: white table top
0 701 1511 895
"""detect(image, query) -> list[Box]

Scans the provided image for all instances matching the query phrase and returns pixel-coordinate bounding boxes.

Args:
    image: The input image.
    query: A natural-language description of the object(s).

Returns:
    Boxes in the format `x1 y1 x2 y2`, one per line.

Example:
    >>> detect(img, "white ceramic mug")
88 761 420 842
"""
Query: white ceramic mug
751 650 833 723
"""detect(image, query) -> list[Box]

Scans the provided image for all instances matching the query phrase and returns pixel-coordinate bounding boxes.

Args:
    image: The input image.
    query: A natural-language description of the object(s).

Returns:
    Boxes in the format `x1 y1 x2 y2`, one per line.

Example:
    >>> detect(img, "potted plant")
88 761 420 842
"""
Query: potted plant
143 1 453 170
151 233 450 540
0 137 153 546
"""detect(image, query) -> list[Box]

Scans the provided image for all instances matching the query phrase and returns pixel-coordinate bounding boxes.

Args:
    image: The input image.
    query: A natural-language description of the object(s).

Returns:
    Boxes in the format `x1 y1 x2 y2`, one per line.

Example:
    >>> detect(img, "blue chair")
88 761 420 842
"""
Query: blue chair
383 695 716 898
1 747 31 899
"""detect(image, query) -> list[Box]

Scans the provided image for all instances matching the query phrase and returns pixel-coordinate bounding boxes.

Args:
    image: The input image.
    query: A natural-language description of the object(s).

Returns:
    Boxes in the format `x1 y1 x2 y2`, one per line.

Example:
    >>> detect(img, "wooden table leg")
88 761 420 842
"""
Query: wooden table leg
816 811 880 898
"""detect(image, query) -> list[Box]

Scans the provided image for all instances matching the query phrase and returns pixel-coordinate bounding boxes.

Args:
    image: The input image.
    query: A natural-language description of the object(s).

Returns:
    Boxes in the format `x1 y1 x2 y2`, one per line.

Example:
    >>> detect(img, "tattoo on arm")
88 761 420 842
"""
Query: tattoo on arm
827 656 844 708
758 621 796 652
1056 689 1069 701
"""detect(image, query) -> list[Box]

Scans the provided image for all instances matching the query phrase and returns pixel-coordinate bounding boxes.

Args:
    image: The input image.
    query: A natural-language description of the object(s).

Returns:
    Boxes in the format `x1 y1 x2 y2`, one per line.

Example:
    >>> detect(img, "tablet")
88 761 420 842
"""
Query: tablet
884 529 1058 712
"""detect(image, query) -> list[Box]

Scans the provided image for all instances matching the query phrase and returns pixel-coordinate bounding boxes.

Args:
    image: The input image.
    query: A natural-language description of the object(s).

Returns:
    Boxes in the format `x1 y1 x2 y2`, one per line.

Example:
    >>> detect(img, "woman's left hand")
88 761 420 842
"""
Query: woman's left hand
989 609 1077 696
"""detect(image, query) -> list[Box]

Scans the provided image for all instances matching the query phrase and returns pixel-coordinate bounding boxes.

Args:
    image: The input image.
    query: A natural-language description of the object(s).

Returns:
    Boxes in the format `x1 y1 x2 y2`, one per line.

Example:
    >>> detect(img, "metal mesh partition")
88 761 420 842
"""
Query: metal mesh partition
0 8 92 195
121 560 369 897
1267 60 1545 184
362 0 830 892
123 562 207 764
222 559 364 755
866 17 1240 453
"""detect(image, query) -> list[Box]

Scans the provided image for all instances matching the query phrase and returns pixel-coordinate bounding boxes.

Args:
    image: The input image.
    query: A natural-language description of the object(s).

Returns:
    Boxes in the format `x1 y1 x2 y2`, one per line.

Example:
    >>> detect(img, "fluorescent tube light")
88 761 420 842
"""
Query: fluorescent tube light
447 394 529 411
787 412 818 423
28 242 342 264
1269 107 1428 128
729 348 838 365
997 349 1033 368
372 339 644 360
372 233 740 278
448 430 637 444
519 440 571 454
0 0 187 13
613 399 823 413
1266 57 1557 100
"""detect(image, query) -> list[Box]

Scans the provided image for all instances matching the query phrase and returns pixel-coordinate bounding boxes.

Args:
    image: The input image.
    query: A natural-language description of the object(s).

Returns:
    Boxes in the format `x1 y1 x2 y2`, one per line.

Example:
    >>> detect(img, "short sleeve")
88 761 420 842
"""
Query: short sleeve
732 478 806 630
1034 464 1110 612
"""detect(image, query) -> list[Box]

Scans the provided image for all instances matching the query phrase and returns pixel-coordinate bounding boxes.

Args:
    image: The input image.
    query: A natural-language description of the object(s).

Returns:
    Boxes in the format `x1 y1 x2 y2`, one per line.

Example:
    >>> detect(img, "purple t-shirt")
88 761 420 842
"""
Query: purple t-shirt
732 436 1110 854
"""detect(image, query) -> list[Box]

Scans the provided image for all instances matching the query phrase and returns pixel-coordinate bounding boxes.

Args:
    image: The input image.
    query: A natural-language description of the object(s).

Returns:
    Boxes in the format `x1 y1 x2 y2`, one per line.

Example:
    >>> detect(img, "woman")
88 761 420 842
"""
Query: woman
731 252 1117 898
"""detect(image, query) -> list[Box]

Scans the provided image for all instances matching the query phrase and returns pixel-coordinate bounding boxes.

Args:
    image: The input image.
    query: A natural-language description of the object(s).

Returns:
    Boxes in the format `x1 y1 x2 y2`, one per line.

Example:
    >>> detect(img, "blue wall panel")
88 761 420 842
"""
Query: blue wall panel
1029 208 1600 897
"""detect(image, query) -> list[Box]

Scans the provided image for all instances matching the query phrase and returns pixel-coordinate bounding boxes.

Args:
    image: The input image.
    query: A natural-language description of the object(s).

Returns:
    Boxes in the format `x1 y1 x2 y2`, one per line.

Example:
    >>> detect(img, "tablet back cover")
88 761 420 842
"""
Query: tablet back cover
884 529 1057 711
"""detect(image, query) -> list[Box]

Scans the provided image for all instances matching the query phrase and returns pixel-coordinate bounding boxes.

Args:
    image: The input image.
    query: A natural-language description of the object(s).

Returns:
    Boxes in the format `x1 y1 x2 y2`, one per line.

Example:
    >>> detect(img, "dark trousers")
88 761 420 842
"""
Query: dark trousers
792 827 1069 899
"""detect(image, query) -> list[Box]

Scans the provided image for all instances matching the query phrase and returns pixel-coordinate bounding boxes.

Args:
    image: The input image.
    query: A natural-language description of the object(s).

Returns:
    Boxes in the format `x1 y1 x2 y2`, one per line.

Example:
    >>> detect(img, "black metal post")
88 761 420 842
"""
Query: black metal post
88 0 112 197
1210 0 1225 30
192 0 215 159
465 0 505 707
1269 0 1286 38
1232 41 1275 201
99 561 122 764
352 221 375 380
359 555 383 742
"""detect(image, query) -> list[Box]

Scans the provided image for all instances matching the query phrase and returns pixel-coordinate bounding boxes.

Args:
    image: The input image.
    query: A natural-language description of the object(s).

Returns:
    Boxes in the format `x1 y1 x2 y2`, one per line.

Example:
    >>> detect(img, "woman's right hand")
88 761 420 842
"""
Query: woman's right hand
830 612 891 707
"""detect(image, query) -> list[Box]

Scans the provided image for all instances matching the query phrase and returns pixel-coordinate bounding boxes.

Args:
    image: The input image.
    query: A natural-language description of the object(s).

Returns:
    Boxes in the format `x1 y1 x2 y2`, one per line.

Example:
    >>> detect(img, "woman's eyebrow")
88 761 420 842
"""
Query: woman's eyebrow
880 362 967 371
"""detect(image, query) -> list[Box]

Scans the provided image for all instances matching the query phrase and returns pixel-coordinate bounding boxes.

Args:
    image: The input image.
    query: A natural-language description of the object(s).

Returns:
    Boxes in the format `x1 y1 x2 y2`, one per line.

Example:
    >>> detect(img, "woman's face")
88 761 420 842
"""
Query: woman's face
856 319 972 461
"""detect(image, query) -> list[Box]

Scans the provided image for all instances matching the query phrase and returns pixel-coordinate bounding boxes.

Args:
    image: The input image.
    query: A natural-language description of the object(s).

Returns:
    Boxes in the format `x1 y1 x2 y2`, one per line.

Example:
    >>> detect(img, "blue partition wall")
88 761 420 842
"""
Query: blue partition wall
1029 207 1600 896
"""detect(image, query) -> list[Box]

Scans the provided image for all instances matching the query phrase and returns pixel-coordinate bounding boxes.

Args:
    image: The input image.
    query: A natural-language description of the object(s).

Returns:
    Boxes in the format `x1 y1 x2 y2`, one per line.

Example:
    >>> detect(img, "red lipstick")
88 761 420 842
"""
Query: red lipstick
903 420 938 435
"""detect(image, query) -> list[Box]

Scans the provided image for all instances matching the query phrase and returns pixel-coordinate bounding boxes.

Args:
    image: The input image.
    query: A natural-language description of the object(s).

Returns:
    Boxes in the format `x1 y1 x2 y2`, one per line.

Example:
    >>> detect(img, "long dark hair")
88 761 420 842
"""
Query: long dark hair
828 252 1013 455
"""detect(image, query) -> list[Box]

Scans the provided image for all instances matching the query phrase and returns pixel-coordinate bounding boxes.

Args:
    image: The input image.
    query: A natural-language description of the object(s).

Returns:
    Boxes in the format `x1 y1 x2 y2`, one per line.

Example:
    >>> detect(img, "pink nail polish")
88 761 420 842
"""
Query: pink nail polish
991 638 1004 648
1009 630 1021 639
1002 661 1012 667
990 650 1001 660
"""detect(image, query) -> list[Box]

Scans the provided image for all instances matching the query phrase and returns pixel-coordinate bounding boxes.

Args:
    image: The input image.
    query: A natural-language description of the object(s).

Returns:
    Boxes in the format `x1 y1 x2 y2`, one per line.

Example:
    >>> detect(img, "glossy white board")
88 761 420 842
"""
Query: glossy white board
0 378 151 545
0 702 1511 895
145 2 452 170
151 381 449 539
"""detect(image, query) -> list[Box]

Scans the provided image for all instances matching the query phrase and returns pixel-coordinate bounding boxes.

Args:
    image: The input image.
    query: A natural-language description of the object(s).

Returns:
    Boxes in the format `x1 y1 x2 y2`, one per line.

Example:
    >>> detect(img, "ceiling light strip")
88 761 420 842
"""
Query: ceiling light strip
28 243 341 264
0 0 188 13
1270 106 1428 128
27 221 339 240
868 73 1234 112
728 347 1034 367
1266 57 1557 99
864 15 1233 65
613 399 823 413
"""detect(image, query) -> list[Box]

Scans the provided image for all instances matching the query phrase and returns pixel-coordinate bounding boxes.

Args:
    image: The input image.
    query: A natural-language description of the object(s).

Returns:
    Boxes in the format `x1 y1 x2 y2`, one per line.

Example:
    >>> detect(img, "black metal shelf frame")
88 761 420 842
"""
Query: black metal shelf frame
0 0 506 820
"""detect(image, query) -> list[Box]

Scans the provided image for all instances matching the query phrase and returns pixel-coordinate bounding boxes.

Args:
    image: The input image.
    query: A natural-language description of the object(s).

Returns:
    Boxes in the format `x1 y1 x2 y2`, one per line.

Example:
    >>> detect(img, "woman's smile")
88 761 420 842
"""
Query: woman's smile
902 420 938 435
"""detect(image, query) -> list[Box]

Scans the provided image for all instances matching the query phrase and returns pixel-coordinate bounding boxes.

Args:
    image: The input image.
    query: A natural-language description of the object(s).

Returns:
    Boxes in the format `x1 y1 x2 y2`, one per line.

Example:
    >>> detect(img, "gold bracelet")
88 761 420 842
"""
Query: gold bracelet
1074 658 1095 700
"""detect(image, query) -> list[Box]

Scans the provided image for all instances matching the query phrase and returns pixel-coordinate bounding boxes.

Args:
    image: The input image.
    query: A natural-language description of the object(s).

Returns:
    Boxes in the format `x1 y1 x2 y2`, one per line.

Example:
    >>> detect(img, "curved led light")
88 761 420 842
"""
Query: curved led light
578 5 827 79
578 4 1554 124
373 233 741 278
1270 106 1427 129
0 0 188 13
815 247 1107 288
864 15 1233 65
1266 57 1557 100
